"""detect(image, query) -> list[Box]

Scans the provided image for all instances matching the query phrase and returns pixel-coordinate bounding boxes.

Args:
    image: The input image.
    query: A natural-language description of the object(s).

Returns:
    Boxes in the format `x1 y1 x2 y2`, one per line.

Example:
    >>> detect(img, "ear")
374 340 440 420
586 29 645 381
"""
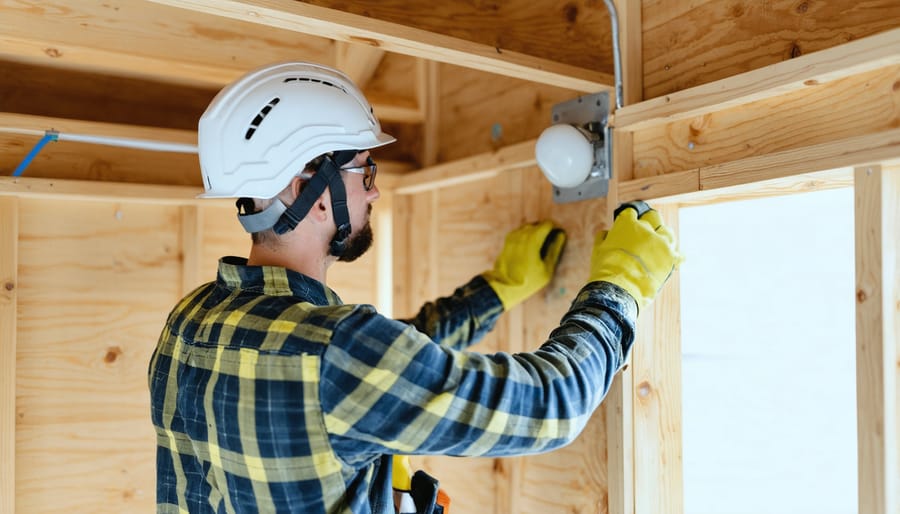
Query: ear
289 176 304 198
311 187 331 222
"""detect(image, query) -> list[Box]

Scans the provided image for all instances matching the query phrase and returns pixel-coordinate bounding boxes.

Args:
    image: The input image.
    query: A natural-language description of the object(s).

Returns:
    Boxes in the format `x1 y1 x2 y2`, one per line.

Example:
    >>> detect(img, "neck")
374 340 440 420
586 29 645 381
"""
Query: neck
247 233 335 285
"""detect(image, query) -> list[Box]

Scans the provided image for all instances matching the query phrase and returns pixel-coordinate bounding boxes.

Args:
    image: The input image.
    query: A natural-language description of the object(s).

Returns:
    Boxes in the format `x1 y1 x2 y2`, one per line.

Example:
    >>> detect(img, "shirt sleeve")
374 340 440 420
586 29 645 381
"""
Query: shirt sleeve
319 280 638 462
398 275 504 351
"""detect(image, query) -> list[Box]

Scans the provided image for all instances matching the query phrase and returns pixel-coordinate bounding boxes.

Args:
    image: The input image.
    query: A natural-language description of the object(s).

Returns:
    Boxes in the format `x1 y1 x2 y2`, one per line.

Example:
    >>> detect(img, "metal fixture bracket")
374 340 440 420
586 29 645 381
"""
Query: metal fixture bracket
548 92 613 203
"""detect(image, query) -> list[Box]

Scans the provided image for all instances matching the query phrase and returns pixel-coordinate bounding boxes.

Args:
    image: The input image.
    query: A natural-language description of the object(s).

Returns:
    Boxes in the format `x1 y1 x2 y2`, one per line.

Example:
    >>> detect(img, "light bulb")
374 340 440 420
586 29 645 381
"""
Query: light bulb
535 124 594 188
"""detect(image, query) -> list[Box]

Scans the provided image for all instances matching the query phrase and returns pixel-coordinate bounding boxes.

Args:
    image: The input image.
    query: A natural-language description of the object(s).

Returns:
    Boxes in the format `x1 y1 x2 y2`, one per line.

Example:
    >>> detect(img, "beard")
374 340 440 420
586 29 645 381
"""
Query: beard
336 219 374 262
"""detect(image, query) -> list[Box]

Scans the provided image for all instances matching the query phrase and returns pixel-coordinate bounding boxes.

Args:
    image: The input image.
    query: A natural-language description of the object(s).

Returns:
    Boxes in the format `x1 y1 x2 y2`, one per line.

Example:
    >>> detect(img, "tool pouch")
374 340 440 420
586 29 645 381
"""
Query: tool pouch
410 470 451 514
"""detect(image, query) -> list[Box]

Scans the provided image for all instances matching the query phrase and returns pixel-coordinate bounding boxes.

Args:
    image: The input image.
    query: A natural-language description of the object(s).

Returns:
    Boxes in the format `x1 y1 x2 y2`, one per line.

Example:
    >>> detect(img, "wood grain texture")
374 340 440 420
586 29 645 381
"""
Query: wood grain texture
618 28 900 131
0 61 215 131
15 199 183 512
303 0 615 73
335 41 385 89
0 133 201 188
631 204 683 514
395 165 614 514
436 63 581 163
854 164 899 514
0 197 18 514
148 0 613 92
633 65 900 179
180 206 202 295
0 0 334 87
0 177 208 204
642 0 900 99
8 191 378 513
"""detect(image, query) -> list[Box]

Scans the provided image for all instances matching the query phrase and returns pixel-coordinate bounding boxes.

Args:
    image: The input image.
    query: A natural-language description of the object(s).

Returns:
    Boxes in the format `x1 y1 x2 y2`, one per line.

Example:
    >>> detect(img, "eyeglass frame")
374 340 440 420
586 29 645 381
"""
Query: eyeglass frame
340 156 378 191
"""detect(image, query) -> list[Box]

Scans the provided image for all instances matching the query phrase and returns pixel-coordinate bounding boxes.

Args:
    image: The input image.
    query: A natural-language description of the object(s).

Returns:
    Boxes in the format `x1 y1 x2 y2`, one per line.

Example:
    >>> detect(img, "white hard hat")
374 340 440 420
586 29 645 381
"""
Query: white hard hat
198 61 395 198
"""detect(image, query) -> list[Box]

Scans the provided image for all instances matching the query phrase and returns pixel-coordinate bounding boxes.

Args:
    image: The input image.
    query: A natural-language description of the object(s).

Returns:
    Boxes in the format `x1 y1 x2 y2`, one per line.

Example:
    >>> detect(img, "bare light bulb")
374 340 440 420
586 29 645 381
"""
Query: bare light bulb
535 124 594 188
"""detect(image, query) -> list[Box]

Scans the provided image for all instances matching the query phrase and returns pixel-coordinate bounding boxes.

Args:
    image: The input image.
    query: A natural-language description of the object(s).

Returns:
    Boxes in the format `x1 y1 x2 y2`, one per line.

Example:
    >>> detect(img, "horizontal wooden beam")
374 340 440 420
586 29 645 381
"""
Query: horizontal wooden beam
619 128 900 203
0 113 197 148
698 128 900 191
0 176 209 205
147 0 613 93
392 124 899 202
615 28 900 131
390 139 537 195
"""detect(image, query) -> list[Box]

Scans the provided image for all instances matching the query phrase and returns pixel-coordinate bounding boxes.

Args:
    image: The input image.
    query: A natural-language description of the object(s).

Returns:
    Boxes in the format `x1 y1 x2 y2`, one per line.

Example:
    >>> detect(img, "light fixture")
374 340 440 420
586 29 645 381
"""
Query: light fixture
535 92 613 203
534 0 623 203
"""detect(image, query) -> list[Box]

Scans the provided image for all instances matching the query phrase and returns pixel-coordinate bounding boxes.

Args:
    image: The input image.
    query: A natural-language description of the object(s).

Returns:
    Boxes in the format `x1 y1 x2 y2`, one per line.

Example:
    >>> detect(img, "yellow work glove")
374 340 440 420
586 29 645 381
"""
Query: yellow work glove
392 455 412 491
483 220 567 310
590 206 681 310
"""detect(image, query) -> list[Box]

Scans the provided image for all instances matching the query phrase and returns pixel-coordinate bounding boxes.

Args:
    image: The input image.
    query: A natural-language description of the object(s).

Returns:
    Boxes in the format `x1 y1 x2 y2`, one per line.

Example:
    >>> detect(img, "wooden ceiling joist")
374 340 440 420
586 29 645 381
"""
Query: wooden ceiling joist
0 1 419 123
146 0 615 93
615 28 900 132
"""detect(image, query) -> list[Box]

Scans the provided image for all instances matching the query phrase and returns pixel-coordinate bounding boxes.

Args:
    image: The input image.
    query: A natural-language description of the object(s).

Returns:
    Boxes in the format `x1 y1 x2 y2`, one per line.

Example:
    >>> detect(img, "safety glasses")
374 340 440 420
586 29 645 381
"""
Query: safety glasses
340 156 377 191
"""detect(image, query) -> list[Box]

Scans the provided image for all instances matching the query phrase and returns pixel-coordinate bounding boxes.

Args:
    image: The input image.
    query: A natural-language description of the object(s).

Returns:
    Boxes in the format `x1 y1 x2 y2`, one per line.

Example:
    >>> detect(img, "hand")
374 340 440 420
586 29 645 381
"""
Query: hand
590 205 681 310
483 220 566 310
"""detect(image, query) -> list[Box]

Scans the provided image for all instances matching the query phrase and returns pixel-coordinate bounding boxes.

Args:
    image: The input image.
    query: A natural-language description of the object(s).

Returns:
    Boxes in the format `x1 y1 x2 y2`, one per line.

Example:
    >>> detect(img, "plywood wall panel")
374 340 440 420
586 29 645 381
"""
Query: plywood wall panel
400 165 615 514
642 0 900 99
8 189 381 514
16 198 183 513
519 166 611 514
632 65 900 178
199 203 247 281
437 64 579 163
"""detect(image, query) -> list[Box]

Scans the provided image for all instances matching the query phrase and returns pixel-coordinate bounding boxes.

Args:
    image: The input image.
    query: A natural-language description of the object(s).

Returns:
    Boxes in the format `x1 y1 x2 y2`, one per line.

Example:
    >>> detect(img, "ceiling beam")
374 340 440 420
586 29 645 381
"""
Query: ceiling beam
0 1 418 123
146 0 614 93
615 28 900 132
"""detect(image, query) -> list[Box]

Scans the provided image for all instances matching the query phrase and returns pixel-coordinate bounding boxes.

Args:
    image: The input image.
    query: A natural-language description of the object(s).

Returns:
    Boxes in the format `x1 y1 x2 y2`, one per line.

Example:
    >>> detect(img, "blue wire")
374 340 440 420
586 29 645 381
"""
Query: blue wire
12 131 59 177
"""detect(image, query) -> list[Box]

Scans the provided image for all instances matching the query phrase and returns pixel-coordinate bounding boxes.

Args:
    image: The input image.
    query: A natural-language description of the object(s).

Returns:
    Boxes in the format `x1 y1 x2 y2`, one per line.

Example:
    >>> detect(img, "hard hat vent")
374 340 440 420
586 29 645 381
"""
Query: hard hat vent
283 76 349 95
244 97 281 140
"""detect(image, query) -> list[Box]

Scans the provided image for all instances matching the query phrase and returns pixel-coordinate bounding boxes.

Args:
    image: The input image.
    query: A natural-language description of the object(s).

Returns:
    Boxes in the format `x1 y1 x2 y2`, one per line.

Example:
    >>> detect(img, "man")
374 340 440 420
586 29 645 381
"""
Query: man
149 61 681 514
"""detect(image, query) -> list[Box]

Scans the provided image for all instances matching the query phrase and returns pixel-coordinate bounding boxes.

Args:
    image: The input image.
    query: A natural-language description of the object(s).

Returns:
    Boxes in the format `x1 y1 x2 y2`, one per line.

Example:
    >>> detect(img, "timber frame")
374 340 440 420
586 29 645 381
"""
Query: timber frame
1 2 898 513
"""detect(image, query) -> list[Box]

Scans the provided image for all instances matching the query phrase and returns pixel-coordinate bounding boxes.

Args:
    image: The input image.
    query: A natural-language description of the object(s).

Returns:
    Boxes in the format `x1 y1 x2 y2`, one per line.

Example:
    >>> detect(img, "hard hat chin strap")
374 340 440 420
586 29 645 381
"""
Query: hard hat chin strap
268 156 352 257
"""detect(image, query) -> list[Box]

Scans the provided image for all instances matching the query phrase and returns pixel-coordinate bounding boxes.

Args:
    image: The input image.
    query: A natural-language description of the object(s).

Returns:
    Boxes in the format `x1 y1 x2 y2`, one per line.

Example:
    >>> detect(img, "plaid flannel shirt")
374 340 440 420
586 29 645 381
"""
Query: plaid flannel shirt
150 256 637 514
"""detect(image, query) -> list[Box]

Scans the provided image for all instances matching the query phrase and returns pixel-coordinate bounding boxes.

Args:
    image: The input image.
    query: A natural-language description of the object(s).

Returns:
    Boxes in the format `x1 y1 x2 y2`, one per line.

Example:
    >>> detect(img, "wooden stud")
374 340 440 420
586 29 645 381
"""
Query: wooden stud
605 366 634 514
631 207 683 514
0 197 18 514
417 59 440 167
607 0 642 511
854 164 899 514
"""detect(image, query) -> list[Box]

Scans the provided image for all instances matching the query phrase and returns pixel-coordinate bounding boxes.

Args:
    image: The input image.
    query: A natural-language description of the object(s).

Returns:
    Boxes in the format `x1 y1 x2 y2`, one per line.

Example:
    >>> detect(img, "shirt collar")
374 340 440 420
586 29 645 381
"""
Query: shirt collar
216 256 343 306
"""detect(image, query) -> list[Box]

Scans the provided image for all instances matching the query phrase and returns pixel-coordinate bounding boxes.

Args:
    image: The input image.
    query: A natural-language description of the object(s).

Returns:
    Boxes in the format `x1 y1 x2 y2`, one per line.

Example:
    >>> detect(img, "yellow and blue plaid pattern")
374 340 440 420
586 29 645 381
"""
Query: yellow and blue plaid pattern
150 256 636 513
